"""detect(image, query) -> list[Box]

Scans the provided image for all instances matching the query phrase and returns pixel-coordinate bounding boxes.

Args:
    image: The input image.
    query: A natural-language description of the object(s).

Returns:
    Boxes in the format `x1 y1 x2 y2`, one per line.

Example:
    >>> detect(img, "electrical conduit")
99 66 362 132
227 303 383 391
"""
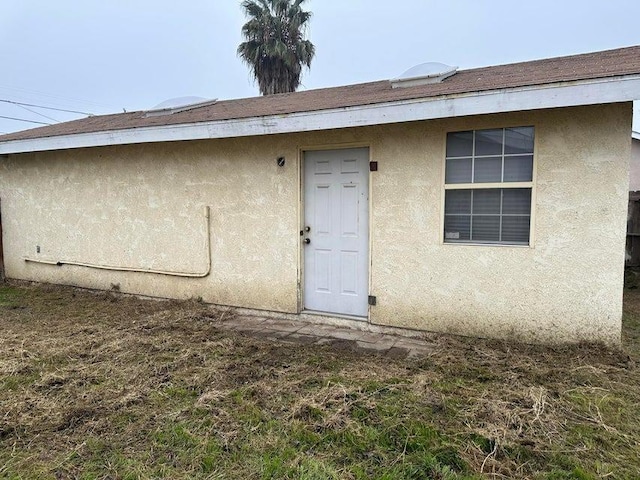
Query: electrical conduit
24 206 211 278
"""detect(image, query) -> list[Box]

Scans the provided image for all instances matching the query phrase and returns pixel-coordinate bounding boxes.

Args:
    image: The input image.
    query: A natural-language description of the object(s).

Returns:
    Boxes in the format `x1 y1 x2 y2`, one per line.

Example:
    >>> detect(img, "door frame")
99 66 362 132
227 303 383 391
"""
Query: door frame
297 142 373 319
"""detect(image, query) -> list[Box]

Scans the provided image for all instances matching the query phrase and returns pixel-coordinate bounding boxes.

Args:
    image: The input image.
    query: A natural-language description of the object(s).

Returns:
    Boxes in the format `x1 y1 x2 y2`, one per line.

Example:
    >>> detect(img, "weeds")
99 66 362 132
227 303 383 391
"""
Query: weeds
0 281 639 479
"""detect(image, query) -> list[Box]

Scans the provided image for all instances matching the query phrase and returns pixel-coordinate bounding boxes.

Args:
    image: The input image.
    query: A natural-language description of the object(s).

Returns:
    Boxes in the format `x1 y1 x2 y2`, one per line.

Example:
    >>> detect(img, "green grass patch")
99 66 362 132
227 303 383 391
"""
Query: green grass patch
1 281 639 478
0 285 24 307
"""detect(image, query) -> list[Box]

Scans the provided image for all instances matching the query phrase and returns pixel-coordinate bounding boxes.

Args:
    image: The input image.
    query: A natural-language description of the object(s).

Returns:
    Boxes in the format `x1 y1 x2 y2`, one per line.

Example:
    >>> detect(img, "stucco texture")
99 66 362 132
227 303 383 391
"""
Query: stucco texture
0 103 631 343
0 137 301 312
369 104 631 344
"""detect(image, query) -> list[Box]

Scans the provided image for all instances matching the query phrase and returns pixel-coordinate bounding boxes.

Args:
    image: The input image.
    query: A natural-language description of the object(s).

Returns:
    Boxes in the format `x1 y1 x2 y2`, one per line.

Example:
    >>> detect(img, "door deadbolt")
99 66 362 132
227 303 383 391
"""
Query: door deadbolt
305 226 311 232
304 238 311 244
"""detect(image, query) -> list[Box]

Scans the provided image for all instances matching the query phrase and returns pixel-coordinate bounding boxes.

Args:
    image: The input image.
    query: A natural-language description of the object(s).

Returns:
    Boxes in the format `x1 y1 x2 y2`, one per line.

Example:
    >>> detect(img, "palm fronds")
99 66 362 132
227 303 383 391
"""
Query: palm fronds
238 0 316 95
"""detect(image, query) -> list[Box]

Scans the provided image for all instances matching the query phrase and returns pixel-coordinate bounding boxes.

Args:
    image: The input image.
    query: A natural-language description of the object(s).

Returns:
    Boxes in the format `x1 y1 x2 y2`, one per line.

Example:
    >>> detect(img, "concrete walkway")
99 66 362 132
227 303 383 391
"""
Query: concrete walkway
218 313 435 359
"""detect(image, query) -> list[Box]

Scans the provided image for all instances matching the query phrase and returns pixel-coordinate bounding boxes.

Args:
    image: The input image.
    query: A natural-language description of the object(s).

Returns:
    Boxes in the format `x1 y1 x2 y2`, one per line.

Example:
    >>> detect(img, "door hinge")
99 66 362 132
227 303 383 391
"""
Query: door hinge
368 295 377 306
369 161 378 172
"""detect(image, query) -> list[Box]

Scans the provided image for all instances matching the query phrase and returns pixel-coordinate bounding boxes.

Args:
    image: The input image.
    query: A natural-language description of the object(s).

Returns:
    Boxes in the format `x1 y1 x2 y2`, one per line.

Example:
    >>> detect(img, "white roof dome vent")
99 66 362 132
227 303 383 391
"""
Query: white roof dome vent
152 96 208 110
391 62 458 88
145 96 218 117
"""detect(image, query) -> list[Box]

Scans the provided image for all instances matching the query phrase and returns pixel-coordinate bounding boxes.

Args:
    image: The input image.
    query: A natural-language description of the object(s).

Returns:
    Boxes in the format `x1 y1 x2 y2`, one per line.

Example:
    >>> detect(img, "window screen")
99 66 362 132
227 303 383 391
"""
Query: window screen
444 127 534 245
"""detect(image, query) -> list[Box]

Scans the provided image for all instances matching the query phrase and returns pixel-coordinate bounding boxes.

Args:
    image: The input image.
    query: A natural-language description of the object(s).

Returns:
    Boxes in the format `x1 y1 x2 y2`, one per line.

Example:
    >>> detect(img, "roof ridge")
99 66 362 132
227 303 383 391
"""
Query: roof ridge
459 44 640 74
1 44 639 146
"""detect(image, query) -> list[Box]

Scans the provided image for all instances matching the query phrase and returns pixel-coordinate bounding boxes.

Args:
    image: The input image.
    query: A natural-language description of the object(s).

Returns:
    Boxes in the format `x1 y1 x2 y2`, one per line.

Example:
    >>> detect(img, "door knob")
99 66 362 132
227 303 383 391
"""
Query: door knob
305 226 311 232
304 238 311 244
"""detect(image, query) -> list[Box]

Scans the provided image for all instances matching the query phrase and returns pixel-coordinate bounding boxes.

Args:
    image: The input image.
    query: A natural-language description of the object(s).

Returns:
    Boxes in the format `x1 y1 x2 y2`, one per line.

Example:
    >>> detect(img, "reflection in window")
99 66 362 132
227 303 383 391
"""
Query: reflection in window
444 127 534 245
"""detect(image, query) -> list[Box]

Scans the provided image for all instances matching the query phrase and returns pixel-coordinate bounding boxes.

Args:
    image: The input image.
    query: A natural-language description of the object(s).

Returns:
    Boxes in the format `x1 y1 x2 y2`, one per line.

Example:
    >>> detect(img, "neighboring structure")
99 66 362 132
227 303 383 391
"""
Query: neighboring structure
0 46 639 345
626 131 640 267
631 131 640 190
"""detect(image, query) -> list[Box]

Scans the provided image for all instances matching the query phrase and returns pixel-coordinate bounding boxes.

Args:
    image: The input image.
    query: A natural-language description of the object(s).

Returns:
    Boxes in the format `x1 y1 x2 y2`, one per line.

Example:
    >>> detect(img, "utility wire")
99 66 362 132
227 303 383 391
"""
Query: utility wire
0 115 51 125
0 99 93 116
0 85 114 109
16 103 59 123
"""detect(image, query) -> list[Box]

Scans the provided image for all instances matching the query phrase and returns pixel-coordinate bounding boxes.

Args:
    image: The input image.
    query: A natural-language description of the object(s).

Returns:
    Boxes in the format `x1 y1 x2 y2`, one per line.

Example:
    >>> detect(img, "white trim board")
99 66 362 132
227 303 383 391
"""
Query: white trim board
1 75 640 155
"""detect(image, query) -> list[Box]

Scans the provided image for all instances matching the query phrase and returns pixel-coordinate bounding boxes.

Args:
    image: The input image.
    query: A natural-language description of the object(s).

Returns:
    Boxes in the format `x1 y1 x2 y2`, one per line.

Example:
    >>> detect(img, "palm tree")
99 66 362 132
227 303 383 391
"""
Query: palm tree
237 0 316 96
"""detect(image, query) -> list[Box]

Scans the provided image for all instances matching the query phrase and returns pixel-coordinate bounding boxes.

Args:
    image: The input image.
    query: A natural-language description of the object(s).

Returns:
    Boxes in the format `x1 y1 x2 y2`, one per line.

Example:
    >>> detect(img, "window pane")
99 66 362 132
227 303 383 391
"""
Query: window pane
444 127 534 246
445 190 471 214
475 129 503 156
504 155 533 182
445 158 472 183
502 188 531 214
504 127 534 154
473 189 501 214
502 216 530 243
472 216 500 242
474 156 502 183
446 131 473 157
444 215 470 241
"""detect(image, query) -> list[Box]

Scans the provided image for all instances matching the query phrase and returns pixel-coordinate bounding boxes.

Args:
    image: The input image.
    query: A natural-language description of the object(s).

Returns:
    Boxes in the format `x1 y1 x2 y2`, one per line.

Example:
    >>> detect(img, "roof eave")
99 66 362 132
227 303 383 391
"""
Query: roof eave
1 75 640 155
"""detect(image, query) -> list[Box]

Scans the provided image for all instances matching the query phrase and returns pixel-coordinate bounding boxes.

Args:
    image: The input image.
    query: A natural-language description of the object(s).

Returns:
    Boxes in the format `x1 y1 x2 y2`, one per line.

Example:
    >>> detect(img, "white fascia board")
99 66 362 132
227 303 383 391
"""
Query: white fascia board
1 75 640 155
633 131 640 141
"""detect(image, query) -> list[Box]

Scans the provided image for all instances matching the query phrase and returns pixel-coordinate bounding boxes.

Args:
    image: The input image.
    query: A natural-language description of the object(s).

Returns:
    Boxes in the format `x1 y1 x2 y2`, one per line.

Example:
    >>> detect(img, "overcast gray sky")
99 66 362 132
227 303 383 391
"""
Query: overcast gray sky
1 0 639 134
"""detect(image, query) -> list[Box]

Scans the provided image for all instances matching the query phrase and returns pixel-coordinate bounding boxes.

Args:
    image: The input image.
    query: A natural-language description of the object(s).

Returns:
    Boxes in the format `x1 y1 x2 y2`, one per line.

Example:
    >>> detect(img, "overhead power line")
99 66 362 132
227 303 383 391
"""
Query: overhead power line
0 99 93 116
0 115 51 126
0 85 114 110
16 103 59 123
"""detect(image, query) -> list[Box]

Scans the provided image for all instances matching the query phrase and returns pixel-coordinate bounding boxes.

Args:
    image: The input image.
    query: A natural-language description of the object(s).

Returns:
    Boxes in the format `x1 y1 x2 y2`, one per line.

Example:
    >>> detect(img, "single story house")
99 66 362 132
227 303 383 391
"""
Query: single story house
1 46 639 344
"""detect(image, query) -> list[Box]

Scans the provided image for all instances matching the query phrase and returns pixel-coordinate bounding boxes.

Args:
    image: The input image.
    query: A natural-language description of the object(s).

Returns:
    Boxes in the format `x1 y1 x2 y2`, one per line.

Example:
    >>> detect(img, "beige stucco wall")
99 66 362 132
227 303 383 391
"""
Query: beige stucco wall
0 103 631 343
0 137 302 313
369 104 630 344
630 138 640 191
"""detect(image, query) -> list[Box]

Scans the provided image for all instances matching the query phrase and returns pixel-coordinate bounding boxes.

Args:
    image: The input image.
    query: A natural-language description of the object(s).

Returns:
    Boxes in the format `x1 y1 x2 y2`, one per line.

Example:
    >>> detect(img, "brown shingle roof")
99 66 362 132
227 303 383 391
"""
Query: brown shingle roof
2 45 640 143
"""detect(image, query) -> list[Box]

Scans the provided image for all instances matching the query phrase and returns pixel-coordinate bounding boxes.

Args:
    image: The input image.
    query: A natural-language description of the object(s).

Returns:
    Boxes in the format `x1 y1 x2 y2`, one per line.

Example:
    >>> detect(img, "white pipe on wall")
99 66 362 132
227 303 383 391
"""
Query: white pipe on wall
23 206 212 278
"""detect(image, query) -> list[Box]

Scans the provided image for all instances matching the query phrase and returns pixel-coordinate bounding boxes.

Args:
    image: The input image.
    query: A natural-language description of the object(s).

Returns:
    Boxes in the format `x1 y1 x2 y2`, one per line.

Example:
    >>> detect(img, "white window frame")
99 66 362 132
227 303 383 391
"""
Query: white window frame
441 126 537 247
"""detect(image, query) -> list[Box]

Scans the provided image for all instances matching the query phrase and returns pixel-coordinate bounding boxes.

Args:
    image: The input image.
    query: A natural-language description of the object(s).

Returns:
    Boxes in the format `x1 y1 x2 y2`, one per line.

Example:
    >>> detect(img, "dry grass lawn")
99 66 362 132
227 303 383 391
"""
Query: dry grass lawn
0 281 639 479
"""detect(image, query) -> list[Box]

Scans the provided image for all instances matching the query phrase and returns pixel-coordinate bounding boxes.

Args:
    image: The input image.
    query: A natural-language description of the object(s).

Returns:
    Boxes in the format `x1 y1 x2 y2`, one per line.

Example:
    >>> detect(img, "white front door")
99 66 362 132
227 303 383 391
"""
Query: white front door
303 148 369 317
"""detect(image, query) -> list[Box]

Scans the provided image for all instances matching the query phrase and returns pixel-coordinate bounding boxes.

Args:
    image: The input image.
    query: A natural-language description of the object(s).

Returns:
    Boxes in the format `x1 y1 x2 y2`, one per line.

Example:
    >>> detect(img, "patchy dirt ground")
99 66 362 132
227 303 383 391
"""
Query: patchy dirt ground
0 281 639 479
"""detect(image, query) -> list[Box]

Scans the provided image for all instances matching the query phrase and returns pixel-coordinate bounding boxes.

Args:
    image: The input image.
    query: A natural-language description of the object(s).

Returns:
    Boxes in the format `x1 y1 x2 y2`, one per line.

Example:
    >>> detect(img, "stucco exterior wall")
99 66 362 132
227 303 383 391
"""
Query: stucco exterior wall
0 137 302 313
0 103 631 343
369 104 630 344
